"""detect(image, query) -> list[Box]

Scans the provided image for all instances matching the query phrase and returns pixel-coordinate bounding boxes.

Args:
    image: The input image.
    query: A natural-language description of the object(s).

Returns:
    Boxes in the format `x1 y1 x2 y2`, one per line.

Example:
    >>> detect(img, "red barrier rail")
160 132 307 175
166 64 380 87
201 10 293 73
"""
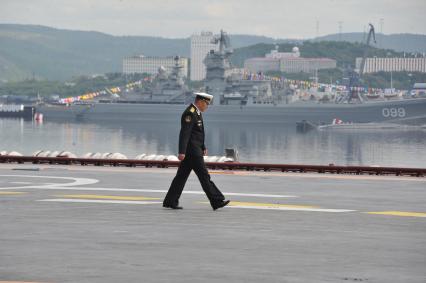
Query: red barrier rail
0 155 425 177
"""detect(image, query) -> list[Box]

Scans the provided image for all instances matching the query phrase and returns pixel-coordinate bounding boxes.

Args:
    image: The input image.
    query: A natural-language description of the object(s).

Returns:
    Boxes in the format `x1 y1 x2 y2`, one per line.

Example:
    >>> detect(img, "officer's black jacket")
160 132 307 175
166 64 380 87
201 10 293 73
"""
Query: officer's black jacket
179 103 205 156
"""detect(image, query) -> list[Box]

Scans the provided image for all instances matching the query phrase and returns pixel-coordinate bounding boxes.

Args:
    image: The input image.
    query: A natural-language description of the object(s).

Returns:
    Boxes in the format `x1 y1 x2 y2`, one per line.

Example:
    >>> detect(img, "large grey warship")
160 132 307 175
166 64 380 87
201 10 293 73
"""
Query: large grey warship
37 30 426 125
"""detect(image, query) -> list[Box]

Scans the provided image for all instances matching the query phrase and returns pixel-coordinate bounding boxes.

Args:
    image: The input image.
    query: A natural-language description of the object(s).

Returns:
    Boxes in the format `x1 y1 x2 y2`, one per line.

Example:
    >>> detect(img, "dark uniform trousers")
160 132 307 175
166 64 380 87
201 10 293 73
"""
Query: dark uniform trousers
163 103 225 207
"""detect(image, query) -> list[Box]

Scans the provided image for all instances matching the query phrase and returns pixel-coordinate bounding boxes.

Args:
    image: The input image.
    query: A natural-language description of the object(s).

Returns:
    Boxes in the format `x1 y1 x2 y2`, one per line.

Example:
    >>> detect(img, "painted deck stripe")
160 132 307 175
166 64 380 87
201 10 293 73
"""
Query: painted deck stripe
10 186 294 198
1 169 426 183
38 199 162 205
0 175 99 187
0 191 26 195
223 192 296 198
210 171 236 175
366 211 426 218
229 201 318 209
56 194 160 201
202 201 355 213
229 205 355 213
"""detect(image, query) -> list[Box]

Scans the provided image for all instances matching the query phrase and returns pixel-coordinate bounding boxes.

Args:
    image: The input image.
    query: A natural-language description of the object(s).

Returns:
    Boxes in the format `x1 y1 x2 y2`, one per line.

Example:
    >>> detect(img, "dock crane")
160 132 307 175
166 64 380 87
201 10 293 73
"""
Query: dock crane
339 23 376 103
358 23 377 77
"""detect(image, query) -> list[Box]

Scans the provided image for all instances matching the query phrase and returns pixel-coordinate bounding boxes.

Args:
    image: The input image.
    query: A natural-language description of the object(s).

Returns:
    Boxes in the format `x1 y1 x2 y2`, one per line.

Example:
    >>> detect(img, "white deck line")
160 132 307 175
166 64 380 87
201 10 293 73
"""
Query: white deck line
38 199 162 205
30 187 296 198
228 205 356 213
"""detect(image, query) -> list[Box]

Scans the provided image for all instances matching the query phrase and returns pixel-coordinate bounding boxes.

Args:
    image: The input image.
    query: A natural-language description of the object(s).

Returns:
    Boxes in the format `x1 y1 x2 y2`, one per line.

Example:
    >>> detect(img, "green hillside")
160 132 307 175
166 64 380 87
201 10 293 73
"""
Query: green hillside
0 24 295 82
0 24 188 82
1 24 425 85
315 32 426 53
0 73 148 99
230 42 426 89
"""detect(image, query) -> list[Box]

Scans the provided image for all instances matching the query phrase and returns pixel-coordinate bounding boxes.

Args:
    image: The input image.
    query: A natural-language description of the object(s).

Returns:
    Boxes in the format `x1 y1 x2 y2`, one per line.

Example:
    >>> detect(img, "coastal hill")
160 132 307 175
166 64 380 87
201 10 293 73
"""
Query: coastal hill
229 41 404 68
315 32 426 54
0 24 425 82
0 24 292 81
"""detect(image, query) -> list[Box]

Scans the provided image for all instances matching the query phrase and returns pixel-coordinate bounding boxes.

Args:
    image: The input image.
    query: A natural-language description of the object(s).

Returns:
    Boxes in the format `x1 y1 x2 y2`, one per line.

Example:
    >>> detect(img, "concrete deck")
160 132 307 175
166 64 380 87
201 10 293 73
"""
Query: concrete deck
0 164 425 283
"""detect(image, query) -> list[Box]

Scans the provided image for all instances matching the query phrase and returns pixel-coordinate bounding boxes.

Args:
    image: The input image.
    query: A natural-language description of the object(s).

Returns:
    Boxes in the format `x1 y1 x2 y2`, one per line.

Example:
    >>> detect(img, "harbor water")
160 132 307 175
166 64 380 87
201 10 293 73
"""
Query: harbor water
1 118 425 168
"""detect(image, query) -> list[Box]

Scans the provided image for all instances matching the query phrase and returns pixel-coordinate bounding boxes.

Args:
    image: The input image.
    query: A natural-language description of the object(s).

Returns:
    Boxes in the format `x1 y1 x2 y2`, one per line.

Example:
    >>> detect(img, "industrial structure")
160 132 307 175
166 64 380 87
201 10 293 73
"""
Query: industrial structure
354 23 426 74
356 56 426 74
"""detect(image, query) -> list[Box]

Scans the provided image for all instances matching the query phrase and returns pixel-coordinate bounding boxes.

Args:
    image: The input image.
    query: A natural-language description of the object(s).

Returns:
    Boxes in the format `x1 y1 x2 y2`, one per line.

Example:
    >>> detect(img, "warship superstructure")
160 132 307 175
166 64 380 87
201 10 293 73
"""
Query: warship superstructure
148 56 190 103
204 30 276 106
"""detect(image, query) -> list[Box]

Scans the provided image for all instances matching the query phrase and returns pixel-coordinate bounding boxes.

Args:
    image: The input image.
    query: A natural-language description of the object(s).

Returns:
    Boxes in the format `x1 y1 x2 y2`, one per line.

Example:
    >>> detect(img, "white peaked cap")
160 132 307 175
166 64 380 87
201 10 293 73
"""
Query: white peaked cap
194 92 213 103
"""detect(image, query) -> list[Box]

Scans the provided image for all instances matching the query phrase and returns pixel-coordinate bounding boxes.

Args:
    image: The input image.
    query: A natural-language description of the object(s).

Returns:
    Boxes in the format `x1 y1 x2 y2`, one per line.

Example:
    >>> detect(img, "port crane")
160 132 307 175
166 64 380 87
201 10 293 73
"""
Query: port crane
340 23 376 103
358 23 377 77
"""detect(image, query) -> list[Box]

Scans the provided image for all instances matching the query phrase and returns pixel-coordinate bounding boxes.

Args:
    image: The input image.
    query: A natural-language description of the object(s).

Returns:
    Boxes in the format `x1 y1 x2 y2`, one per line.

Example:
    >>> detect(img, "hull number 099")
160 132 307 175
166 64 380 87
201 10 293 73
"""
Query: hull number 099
382 107 406 118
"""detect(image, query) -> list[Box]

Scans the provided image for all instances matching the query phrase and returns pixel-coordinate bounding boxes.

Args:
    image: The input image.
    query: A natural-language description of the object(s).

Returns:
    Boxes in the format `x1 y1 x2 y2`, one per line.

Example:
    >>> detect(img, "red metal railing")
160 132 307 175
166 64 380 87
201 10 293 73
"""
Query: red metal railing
0 155 425 177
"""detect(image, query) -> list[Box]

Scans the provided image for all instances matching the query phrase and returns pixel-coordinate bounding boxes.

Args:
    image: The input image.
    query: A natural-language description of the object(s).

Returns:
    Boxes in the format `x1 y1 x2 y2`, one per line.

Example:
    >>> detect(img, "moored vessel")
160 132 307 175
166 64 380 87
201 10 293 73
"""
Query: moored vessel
36 29 426 126
0 104 35 120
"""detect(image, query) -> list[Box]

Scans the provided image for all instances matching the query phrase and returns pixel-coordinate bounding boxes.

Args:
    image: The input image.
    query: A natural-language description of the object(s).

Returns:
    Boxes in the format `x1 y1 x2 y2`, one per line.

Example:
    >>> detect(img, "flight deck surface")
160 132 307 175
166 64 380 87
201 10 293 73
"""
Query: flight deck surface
0 164 425 283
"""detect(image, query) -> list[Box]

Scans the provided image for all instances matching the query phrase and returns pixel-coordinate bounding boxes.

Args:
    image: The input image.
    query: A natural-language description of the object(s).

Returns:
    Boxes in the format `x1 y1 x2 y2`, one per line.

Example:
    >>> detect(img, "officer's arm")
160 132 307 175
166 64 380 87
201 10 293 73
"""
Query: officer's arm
178 113 195 154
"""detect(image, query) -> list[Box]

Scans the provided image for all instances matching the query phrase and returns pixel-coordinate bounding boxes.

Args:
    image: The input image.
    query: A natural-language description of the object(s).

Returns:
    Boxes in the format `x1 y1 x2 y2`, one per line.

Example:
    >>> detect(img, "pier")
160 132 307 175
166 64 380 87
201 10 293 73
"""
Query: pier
0 163 425 282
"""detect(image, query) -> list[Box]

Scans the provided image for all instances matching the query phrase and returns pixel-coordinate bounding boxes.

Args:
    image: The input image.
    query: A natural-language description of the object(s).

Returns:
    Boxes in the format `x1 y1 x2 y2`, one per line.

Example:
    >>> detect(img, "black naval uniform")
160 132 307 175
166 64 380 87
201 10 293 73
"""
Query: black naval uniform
163 103 225 208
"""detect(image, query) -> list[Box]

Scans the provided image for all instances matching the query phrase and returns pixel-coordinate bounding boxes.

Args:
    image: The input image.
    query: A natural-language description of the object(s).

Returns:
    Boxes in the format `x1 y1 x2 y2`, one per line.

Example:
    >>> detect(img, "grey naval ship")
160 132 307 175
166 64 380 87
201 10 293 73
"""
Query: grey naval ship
37 30 426 126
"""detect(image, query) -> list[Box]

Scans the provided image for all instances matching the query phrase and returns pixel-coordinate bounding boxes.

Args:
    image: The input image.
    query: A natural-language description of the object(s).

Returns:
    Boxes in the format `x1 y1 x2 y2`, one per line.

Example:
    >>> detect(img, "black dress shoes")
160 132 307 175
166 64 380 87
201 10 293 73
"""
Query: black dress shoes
212 200 230 210
163 204 183 209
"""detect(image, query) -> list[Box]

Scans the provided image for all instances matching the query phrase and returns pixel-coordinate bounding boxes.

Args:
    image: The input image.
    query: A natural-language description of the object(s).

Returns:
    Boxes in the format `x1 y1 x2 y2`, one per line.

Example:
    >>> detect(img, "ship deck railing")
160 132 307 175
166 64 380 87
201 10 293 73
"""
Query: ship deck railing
1 155 424 177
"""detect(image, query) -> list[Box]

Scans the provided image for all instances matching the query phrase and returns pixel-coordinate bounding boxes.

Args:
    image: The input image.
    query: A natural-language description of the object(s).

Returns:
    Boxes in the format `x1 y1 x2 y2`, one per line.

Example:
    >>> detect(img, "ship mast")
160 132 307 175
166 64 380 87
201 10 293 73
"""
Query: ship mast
203 30 233 105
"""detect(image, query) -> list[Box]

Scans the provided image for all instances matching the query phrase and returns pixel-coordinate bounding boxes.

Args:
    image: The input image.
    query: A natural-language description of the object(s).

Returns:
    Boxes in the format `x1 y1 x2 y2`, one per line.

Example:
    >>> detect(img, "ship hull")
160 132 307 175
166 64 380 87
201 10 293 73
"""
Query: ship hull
37 98 426 125
0 105 35 120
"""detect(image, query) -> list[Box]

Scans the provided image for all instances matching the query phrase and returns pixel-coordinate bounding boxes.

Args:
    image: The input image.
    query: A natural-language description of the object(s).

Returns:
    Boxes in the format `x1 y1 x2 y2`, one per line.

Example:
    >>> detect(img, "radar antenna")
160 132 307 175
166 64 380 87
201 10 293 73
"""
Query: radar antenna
211 30 232 54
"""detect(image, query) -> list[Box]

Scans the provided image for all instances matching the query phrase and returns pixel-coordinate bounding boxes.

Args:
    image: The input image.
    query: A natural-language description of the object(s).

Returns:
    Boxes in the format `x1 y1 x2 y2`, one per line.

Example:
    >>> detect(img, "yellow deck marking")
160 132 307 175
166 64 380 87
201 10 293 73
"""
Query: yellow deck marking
56 194 160 201
210 171 235 175
366 211 426 218
0 191 26 195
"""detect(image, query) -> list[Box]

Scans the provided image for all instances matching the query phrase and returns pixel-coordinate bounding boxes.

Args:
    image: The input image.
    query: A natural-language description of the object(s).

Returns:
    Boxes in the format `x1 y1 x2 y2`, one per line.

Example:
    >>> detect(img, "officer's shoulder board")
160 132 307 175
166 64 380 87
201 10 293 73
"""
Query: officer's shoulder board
189 106 196 113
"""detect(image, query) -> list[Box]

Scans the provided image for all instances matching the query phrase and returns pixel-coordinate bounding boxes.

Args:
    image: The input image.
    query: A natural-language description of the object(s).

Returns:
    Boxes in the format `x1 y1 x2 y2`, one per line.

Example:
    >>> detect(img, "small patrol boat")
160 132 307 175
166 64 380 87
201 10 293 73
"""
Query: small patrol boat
317 118 426 131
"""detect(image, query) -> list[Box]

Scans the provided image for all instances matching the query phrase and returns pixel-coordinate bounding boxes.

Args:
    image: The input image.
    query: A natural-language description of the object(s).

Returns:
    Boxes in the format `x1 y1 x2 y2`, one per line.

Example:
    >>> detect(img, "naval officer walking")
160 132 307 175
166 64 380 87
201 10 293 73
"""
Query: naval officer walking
163 93 230 210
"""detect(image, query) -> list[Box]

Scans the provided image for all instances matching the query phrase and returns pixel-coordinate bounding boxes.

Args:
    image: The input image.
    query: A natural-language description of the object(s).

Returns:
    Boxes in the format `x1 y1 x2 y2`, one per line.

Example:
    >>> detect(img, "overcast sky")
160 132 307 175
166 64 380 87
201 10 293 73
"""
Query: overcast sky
1 0 425 38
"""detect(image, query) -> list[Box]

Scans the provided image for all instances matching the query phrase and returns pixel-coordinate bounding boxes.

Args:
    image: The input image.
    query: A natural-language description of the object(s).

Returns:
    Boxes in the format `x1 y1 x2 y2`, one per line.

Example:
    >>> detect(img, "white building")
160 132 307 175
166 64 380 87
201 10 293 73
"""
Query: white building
280 57 336 73
244 58 280 73
265 46 300 59
190 31 218 81
356 57 426 73
244 46 336 74
123 55 189 77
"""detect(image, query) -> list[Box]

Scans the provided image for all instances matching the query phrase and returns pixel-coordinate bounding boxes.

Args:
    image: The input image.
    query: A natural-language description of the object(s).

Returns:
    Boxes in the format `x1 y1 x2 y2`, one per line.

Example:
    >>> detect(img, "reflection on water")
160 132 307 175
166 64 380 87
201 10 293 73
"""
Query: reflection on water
1 118 425 167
